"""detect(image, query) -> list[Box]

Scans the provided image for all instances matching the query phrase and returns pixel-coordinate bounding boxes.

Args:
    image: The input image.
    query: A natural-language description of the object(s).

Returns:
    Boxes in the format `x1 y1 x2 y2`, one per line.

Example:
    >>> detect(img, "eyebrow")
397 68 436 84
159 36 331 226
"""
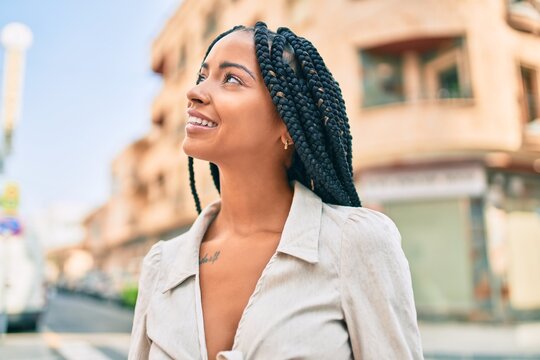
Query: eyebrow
201 61 256 80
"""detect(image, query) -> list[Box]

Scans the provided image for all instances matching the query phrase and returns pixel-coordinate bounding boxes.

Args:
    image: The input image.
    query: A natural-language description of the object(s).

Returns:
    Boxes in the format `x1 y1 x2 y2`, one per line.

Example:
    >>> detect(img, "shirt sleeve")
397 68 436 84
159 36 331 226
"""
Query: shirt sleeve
128 240 163 360
340 209 424 360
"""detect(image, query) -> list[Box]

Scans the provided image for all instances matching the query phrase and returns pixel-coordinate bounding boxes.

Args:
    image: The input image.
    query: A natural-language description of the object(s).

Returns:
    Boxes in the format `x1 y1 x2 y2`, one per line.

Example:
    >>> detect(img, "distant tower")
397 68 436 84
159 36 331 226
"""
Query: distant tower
0 23 33 157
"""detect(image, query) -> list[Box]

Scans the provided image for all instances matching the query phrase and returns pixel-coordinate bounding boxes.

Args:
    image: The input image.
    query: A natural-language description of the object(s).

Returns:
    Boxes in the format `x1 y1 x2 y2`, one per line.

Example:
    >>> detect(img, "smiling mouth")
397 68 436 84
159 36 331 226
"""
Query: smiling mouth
186 115 218 128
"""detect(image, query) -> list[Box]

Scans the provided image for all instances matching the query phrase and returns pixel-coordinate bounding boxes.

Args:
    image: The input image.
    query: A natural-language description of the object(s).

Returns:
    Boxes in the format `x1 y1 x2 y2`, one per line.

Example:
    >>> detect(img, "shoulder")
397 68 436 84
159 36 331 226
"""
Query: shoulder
136 240 165 296
343 206 400 247
338 206 411 292
156 232 193 268
141 240 164 271
322 203 400 244
335 206 404 266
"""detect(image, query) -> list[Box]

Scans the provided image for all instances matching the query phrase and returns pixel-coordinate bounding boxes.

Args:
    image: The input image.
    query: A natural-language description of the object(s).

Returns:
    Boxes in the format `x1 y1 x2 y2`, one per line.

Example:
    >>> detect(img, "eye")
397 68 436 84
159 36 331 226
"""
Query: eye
196 73 206 84
224 73 242 85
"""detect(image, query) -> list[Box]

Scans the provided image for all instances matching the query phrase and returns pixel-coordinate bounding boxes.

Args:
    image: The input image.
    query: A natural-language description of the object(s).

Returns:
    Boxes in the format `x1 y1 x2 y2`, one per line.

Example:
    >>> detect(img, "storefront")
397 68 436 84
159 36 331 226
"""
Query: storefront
484 169 540 321
356 160 540 322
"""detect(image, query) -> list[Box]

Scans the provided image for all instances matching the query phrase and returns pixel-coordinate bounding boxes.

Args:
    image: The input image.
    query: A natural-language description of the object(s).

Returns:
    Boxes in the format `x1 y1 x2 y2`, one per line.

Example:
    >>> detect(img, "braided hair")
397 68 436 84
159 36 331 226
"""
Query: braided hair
187 21 362 214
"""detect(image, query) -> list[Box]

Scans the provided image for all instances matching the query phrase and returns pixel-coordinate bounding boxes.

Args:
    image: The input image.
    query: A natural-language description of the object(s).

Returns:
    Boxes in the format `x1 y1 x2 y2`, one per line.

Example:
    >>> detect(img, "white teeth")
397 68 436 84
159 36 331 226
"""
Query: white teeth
187 115 217 127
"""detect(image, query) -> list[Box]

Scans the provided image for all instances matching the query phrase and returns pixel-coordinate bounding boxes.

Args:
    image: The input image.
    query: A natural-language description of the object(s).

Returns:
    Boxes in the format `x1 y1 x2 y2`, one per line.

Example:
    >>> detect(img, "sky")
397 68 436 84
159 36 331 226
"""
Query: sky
0 0 182 219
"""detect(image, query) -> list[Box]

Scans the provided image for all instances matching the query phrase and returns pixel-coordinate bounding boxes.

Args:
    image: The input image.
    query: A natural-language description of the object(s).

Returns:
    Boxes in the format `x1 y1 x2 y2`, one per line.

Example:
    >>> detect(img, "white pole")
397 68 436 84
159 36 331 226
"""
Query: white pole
0 22 33 156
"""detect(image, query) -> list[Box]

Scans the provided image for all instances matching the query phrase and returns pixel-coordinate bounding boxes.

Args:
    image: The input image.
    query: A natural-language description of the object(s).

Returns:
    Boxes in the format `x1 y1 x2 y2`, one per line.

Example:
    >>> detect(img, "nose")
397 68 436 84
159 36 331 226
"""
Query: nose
186 81 210 106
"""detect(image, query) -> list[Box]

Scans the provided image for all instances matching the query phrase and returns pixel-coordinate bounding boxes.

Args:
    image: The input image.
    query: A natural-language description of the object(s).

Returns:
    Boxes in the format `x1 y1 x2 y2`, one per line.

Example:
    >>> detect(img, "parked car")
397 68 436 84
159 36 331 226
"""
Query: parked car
0 230 47 332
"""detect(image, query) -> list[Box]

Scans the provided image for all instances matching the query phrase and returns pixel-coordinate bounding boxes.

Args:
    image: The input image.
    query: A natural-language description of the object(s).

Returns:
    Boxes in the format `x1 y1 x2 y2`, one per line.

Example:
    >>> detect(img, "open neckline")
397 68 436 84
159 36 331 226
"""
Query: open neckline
192 184 297 359
194 243 280 360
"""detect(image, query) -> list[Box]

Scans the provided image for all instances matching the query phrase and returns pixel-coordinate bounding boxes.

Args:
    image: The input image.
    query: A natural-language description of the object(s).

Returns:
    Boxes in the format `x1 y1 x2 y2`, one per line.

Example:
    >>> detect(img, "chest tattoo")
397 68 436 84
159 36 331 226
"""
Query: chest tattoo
199 250 221 265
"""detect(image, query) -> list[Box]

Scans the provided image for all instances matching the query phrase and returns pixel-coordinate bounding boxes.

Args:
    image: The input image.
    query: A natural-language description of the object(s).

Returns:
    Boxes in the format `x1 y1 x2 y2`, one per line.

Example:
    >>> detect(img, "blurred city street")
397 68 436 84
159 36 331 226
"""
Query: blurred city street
2 293 540 360
0 292 132 360
1 0 540 358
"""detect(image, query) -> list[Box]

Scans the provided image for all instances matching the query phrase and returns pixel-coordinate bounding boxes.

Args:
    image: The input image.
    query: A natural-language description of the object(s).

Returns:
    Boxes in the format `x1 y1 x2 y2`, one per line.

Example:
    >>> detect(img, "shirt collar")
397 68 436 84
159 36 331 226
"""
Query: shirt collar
160 180 323 293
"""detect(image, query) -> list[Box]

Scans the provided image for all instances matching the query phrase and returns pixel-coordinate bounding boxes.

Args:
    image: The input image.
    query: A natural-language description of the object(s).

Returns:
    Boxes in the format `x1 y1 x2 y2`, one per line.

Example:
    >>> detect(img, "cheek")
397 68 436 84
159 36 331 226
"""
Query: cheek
182 90 280 161
219 93 279 145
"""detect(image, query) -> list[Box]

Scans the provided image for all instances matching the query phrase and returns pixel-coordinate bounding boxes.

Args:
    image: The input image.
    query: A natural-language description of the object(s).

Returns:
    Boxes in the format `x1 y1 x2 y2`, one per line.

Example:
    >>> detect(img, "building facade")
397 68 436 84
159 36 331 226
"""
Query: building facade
84 0 540 322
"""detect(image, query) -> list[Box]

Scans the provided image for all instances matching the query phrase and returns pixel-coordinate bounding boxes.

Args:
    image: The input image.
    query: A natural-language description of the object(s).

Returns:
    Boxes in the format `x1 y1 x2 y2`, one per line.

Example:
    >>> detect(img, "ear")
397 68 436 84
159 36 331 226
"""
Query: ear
278 122 294 145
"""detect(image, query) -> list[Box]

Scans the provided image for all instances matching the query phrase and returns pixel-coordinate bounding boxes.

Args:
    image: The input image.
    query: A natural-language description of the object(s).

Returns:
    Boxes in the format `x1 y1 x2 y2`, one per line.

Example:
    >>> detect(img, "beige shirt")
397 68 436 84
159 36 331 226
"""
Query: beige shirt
128 180 424 360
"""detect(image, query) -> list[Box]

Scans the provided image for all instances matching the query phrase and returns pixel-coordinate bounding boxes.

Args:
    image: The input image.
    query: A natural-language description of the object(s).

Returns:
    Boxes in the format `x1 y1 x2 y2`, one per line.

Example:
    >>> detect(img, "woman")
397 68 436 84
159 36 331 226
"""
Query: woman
129 22 424 360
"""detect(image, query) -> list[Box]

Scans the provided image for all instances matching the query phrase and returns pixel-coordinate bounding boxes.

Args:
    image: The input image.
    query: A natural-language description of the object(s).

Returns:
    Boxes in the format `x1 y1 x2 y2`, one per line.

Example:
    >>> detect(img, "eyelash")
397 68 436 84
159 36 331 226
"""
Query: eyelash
196 72 242 85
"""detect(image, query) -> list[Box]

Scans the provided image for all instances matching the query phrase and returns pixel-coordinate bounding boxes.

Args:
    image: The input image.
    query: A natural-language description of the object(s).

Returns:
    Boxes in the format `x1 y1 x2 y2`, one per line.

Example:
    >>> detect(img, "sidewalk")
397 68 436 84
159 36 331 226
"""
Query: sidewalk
0 333 62 360
0 330 129 360
419 321 540 359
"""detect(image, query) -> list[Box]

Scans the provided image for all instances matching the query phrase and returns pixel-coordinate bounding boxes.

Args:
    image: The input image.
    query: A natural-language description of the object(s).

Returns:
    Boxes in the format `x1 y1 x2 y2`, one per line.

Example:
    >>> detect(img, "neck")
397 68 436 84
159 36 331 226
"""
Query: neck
212 162 294 237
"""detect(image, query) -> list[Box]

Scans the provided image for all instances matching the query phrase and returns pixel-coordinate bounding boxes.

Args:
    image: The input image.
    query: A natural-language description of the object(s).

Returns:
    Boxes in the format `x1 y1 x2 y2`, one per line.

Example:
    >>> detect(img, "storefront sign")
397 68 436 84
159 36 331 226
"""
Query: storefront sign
358 163 486 202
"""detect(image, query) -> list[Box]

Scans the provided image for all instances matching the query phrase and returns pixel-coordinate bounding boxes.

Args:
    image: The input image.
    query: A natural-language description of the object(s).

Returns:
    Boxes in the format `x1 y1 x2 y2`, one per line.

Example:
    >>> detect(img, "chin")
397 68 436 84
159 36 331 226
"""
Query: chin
182 139 214 162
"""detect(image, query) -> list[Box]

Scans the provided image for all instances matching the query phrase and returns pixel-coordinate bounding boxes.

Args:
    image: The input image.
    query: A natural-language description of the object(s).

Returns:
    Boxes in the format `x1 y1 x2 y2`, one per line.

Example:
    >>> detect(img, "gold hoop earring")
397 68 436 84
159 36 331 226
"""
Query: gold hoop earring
282 138 293 150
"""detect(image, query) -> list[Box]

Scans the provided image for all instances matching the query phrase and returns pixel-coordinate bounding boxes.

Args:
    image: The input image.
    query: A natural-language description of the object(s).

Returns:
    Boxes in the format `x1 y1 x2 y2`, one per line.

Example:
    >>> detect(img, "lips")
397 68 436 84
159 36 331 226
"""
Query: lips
187 109 218 128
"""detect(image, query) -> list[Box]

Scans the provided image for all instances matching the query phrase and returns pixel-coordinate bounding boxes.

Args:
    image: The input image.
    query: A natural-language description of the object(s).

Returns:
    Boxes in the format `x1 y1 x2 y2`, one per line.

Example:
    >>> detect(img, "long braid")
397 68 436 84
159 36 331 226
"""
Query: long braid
257 22 360 206
209 162 220 194
188 156 202 214
278 28 360 206
187 21 362 212
263 29 338 203
295 34 355 186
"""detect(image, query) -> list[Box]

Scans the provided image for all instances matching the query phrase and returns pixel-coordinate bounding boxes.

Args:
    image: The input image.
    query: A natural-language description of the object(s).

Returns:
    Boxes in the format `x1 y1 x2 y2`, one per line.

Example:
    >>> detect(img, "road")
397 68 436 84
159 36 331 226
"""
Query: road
1 291 540 359
0 291 133 360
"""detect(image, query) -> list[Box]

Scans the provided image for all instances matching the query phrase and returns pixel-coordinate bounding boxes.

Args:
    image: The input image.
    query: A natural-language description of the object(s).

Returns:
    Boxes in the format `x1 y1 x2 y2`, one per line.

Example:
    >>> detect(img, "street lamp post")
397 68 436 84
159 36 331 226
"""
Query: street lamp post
1 22 33 160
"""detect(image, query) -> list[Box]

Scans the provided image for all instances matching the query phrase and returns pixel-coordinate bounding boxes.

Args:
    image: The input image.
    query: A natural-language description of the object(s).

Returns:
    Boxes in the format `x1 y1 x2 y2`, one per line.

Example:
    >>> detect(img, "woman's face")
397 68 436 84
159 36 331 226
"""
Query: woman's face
183 31 290 169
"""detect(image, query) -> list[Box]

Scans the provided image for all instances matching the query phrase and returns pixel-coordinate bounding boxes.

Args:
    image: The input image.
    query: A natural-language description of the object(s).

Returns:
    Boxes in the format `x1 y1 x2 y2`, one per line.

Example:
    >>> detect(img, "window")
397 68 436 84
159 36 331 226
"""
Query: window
135 181 147 198
153 113 165 128
507 0 540 34
360 36 472 108
421 38 472 100
157 173 165 189
360 52 405 107
147 173 166 202
437 65 460 99
520 65 539 123
203 10 218 40
178 46 187 70
153 57 165 75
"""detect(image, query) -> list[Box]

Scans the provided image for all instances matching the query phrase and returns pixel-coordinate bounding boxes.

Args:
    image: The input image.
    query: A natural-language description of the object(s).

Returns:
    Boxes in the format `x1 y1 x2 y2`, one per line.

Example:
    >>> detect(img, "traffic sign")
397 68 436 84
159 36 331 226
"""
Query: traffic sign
0 216 22 235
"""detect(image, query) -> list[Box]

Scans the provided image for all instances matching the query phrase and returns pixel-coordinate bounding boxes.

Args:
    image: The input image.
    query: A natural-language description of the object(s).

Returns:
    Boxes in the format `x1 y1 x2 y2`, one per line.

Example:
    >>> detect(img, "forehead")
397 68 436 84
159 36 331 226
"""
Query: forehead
204 31 256 66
